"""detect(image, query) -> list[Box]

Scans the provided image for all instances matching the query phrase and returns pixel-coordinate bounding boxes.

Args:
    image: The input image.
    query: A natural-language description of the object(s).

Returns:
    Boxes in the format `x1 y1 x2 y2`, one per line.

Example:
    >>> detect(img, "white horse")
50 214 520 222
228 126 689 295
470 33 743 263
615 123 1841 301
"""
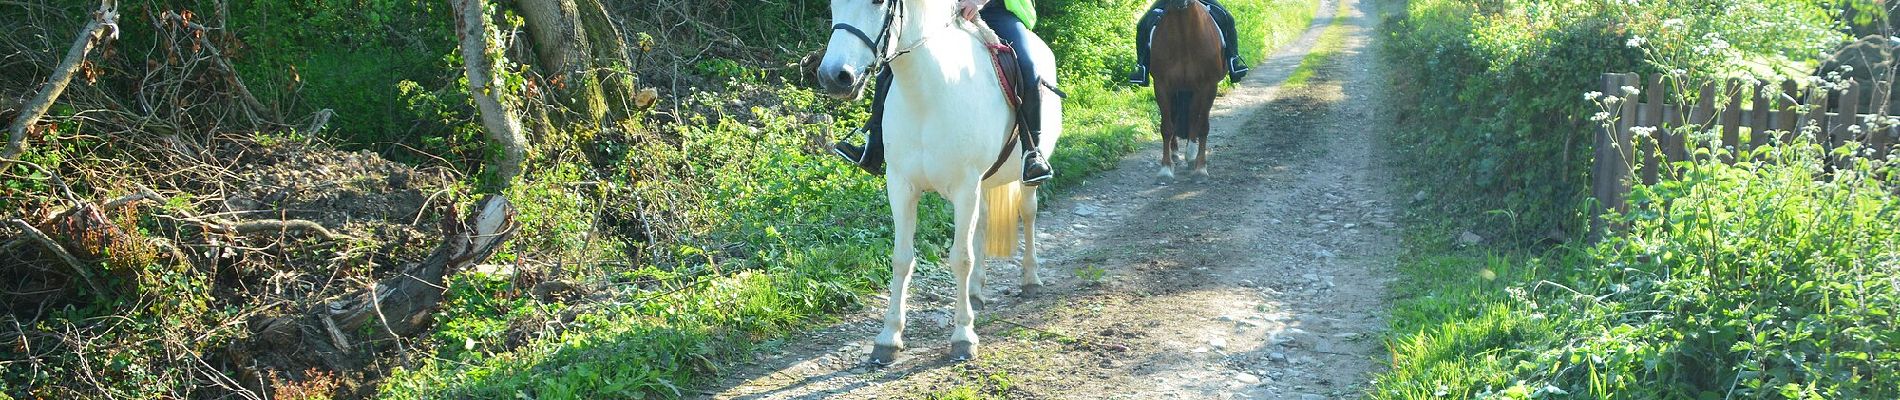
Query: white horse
817 0 1061 363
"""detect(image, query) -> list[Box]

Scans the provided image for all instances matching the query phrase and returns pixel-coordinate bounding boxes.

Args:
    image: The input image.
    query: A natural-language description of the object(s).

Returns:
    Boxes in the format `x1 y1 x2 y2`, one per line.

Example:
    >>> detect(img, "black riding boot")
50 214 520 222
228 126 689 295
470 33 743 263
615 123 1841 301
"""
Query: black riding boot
832 69 893 175
1019 85 1053 186
1205 0 1248 82
1129 8 1163 86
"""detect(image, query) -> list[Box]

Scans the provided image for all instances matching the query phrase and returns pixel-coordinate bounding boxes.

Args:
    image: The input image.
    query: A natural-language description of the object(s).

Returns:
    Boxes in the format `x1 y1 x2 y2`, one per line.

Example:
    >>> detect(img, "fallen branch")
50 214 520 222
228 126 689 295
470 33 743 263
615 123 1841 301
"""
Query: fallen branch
4 0 117 159
238 195 516 375
222 219 348 241
102 185 162 211
6 219 105 299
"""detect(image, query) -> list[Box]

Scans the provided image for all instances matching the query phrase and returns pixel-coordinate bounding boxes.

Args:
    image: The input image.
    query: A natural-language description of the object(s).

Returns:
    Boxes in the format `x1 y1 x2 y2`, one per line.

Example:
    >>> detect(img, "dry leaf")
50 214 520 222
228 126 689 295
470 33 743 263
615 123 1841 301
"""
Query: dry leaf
634 87 659 108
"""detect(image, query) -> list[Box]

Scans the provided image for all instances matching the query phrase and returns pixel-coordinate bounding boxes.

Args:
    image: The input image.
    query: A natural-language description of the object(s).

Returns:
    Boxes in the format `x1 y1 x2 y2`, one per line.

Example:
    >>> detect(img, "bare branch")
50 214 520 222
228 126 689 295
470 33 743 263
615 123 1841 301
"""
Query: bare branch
4 0 117 159
6 219 105 298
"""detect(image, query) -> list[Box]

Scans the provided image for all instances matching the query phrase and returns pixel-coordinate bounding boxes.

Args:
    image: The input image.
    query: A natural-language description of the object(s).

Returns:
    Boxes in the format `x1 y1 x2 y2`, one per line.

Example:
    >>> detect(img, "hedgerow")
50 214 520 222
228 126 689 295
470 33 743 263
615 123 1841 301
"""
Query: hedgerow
1376 0 1899 398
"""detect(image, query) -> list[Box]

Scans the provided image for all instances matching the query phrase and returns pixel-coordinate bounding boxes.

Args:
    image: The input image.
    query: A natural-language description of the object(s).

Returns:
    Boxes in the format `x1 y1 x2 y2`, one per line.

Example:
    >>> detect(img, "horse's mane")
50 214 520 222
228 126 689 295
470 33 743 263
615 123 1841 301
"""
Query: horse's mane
960 16 1004 46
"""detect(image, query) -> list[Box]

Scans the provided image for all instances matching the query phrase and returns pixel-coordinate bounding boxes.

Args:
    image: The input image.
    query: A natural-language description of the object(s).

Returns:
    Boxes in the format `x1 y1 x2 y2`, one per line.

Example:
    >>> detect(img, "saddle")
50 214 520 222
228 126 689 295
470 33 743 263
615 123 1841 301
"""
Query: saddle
976 24 1065 180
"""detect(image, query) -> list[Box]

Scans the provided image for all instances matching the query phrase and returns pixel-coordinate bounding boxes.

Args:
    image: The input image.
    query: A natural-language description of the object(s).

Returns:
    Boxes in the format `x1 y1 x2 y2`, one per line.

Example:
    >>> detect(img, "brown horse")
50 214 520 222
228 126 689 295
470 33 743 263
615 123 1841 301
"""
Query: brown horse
1150 0 1224 181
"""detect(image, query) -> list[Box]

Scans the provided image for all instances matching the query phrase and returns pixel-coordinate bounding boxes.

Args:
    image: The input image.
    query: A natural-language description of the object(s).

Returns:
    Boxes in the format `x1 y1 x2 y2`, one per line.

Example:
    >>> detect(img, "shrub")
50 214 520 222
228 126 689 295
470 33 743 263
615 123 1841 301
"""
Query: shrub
1381 0 1845 240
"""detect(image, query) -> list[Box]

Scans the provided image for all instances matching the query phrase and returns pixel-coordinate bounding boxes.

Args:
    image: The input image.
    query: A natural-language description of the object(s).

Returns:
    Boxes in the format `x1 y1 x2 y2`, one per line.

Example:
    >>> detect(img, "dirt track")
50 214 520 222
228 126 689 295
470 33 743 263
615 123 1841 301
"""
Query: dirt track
703 0 1400 397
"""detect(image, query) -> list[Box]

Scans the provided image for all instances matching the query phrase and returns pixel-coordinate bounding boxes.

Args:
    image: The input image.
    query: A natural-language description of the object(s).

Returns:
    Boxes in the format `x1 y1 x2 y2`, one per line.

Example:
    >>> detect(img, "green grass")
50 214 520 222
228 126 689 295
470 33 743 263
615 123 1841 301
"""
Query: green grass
382 0 1322 397
1282 0 1350 87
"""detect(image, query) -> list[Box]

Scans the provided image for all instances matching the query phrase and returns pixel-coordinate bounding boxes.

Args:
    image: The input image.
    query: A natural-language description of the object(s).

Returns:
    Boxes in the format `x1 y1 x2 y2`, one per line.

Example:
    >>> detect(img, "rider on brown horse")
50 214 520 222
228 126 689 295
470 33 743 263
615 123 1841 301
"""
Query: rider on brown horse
832 0 1056 186
1129 0 1247 86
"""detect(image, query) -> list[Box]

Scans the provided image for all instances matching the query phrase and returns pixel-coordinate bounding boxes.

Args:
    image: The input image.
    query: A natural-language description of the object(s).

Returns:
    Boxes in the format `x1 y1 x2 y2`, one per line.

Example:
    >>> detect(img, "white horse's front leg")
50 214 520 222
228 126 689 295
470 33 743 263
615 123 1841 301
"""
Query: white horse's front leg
1018 188 1043 296
871 182 923 366
947 186 983 361
969 206 989 311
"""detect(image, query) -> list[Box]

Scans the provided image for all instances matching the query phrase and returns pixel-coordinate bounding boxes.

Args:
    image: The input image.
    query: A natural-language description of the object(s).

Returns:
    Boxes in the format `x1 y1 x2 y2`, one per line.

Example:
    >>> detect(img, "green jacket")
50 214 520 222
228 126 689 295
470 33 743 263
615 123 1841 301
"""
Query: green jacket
1003 0 1036 29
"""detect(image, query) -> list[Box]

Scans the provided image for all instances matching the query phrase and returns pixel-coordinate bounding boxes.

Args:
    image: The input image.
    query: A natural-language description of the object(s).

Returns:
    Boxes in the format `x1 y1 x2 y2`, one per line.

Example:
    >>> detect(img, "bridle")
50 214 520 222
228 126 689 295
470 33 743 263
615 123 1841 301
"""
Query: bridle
830 0 929 83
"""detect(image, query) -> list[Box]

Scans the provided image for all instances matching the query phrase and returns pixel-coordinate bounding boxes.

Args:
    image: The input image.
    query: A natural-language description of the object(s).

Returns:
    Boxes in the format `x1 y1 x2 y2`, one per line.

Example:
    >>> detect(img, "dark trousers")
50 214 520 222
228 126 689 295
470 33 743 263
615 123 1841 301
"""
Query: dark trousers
863 2 1047 158
1134 0 1241 70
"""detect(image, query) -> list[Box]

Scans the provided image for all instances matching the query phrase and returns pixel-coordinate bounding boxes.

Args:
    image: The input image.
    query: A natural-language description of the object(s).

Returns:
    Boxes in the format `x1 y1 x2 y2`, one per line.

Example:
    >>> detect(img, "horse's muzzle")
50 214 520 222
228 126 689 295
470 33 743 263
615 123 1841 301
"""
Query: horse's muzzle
818 64 867 100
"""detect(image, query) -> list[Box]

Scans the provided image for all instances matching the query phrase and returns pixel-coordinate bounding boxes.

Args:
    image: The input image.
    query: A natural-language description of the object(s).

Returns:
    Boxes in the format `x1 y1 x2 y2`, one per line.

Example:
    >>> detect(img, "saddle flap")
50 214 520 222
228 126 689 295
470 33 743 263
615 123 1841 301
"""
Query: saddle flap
987 43 1027 108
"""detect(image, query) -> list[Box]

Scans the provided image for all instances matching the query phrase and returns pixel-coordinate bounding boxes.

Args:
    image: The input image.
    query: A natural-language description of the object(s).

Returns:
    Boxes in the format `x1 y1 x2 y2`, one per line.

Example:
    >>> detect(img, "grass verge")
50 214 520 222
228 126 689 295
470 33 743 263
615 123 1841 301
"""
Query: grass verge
1282 0 1350 87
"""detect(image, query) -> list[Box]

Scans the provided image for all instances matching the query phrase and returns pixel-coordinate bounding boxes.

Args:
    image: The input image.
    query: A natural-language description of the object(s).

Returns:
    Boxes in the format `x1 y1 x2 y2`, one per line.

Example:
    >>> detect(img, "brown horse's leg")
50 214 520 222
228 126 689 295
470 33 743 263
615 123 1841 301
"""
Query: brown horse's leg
1193 88 1215 177
1156 89 1177 181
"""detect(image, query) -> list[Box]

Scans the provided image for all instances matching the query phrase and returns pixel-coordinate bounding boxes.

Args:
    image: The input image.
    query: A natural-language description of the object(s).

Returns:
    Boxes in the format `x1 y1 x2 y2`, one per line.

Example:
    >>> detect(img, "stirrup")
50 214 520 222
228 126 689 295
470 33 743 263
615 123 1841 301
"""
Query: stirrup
1127 66 1150 87
832 139 885 176
1022 151 1052 186
1227 57 1250 82
832 140 867 164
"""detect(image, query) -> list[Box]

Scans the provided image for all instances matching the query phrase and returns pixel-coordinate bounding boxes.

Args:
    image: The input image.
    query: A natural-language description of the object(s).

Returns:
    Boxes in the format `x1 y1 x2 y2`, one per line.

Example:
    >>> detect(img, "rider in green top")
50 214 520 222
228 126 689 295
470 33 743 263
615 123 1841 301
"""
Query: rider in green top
832 0 1056 186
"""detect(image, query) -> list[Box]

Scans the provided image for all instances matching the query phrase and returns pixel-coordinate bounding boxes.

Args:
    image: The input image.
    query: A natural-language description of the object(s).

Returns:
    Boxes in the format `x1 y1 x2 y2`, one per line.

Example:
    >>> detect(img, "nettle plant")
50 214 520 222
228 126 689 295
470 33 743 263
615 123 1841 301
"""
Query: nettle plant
1570 64 1900 398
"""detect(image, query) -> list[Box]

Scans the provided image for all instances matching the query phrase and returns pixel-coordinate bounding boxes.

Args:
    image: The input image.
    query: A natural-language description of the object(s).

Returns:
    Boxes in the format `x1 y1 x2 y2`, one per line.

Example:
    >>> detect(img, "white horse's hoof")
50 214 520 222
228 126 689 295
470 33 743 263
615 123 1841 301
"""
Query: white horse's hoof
1019 283 1044 297
869 344 903 366
949 341 978 361
969 293 989 311
1192 167 1209 178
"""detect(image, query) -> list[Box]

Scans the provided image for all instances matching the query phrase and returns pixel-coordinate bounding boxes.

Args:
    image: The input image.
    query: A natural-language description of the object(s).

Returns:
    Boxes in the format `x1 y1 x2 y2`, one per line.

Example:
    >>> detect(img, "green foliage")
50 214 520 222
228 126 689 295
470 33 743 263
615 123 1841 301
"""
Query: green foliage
216 0 460 150
1381 0 1845 240
1376 142 1900 399
1377 2 1894 396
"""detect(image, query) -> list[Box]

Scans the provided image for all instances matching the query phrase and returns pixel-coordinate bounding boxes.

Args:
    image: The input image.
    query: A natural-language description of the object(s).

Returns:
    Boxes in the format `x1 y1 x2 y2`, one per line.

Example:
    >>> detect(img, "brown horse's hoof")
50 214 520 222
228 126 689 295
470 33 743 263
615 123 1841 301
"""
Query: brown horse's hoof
949 341 978 362
868 344 903 366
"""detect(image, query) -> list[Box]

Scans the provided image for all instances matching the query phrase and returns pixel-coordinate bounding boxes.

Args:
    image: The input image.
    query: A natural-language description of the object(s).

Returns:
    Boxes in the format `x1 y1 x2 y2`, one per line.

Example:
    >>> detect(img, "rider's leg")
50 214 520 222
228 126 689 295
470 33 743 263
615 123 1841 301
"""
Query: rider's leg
831 68 892 175
1129 4 1165 86
1203 0 1248 81
981 4 1053 185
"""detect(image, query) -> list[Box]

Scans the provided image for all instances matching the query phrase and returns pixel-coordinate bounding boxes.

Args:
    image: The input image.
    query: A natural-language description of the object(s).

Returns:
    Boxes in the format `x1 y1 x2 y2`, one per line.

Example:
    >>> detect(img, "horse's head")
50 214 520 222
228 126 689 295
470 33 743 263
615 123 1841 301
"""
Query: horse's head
1164 0 1197 10
819 0 904 99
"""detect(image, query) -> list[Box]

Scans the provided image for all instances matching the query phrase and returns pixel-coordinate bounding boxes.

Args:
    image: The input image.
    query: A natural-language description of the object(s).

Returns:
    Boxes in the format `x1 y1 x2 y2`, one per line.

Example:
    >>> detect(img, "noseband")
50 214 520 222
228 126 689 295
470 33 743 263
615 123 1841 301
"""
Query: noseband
832 0 907 74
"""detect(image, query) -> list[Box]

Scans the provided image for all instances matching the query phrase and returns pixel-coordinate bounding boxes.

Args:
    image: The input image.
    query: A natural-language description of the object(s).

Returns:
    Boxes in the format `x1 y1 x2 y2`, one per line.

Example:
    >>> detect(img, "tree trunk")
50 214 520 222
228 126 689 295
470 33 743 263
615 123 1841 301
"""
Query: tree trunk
514 0 640 126
454 0 529 185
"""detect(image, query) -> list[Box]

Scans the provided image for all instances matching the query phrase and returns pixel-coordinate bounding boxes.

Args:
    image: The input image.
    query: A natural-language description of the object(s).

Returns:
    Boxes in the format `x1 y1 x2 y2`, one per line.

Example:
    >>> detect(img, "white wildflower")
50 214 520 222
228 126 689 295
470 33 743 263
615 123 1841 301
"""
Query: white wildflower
1592 111 1613 122
1662 19 1684 29
1627 35 1647 48
1621 85 1640 96
1585 91 1603 101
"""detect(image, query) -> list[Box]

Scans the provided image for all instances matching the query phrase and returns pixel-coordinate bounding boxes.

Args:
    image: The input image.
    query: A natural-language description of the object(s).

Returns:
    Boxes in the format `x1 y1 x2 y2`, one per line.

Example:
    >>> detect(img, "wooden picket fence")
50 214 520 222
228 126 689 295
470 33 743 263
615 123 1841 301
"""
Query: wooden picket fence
1591 72 1899 235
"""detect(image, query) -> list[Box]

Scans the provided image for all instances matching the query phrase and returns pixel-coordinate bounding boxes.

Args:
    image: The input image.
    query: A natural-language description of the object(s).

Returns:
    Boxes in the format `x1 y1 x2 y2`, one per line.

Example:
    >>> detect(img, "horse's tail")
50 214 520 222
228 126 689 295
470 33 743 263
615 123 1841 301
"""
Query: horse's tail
982 181 1022 258
1169 89 1196 140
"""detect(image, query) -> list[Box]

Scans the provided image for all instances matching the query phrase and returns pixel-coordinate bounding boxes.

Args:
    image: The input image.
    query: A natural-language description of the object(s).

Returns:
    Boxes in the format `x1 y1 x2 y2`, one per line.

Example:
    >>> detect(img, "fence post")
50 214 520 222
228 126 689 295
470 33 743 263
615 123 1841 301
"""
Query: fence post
1643 73 1666 185
1749 79 1771 156
1592 73 1635 241
1835 79 1861 168
1721 79 1744 163
1805 84 1831 144
1777 80 1800 144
